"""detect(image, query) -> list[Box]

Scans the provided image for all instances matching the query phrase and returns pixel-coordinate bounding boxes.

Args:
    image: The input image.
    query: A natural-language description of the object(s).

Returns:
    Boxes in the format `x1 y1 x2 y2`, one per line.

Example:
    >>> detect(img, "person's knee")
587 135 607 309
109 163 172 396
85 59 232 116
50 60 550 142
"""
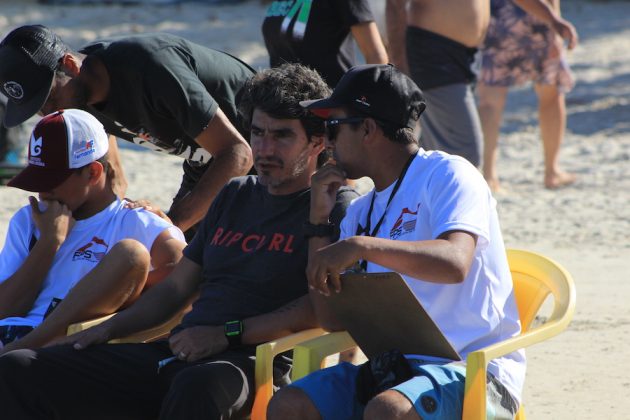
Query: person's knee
268 387 320 420
162 363 249 418
364 390 419 420
108 239 151 275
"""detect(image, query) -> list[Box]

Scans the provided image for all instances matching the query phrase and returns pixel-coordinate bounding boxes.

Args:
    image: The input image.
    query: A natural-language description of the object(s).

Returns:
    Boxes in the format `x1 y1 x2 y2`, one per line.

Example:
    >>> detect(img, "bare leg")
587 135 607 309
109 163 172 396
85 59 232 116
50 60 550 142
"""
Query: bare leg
1 239 150 353
477 84 509 192
534 83 576 189
364 390 421 420
267 387 322 420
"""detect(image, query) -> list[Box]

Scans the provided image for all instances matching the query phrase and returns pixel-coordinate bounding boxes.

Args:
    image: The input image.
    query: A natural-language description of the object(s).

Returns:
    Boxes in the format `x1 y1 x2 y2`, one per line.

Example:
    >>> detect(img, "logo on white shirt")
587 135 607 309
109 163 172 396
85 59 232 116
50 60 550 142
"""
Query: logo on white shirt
72 236 109 263
390 205 420 240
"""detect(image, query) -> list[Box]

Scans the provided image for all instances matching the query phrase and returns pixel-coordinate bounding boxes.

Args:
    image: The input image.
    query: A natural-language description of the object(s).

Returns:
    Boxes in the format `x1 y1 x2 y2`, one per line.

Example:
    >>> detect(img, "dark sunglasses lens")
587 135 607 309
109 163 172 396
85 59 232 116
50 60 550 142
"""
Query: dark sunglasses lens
326 123 338 142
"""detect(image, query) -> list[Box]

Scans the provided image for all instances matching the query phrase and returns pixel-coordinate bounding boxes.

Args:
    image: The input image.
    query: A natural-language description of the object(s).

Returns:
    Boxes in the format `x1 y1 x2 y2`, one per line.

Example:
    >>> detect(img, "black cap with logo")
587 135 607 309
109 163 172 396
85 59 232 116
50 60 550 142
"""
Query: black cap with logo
0 25 67 128
300 64 426 129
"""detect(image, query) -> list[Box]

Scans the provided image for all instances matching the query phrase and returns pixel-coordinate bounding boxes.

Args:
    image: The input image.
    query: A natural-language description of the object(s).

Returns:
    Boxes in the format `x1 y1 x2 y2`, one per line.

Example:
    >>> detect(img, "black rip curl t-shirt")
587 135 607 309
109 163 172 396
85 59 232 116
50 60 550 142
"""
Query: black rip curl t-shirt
175 175 358 331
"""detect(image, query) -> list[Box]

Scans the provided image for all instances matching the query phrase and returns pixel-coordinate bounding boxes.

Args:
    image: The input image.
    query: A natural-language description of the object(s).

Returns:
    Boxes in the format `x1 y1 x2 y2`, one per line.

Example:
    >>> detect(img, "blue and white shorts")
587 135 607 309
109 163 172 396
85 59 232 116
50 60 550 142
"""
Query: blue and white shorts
289 360 518 420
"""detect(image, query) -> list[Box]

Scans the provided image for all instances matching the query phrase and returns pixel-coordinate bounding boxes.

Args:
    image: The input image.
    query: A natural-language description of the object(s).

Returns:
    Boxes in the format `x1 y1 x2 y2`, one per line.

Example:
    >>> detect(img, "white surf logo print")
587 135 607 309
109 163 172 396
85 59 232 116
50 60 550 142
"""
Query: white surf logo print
30 135 43 156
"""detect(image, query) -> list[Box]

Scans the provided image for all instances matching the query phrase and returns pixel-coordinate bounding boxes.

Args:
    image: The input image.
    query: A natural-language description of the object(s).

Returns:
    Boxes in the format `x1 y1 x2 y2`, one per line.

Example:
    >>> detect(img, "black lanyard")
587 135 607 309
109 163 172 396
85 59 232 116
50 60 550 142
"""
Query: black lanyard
355 153 416 270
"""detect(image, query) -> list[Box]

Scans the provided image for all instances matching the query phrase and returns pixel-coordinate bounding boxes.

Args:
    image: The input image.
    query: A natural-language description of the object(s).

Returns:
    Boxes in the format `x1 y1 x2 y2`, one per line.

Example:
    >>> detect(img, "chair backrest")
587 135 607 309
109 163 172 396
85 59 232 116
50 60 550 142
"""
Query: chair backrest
507 248 576 334
463 249 576 420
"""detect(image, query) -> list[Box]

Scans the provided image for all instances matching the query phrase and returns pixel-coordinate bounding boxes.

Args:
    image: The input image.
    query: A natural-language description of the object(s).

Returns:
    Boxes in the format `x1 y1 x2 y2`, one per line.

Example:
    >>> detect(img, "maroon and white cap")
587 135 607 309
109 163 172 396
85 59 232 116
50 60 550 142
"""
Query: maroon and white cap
8 109 109 192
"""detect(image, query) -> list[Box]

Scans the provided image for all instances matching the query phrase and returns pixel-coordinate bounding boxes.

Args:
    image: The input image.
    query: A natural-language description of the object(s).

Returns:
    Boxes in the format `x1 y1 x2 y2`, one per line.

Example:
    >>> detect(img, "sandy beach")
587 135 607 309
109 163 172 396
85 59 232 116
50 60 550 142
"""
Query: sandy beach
1 0 629 418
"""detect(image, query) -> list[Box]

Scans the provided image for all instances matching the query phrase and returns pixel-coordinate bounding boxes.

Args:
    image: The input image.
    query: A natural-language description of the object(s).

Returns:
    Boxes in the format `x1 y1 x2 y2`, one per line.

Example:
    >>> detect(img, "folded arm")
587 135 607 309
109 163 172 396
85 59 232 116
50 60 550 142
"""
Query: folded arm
0 198 73 319
168 294 319 363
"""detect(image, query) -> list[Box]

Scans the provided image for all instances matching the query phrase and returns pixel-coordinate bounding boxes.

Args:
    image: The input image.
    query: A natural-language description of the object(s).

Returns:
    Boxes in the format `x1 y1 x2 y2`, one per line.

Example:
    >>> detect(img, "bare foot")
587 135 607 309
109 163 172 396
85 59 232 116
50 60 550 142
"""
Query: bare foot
545 171 577 189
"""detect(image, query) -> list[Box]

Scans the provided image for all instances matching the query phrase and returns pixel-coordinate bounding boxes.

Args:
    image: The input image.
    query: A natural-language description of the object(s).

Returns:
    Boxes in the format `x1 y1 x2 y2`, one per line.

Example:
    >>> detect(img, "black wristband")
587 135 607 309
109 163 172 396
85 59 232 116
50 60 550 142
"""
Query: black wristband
302 221 335 238
224 320 243 349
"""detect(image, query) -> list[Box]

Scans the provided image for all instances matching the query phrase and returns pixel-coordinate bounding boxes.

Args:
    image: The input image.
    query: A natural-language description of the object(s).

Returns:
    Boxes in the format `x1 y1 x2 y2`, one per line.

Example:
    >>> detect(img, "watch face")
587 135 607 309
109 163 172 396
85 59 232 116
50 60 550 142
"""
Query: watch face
225 320 242 336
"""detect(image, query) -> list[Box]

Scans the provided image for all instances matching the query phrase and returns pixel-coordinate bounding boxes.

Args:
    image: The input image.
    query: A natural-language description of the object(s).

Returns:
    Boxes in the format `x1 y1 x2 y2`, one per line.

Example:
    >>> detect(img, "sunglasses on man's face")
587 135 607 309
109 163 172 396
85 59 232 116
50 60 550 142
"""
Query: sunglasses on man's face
325 117 365 143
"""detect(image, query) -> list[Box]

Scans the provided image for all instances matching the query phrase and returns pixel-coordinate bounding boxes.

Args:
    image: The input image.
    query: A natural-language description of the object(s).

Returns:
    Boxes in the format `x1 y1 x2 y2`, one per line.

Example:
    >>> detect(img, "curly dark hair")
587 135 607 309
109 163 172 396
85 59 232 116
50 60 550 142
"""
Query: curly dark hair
237 63 331 166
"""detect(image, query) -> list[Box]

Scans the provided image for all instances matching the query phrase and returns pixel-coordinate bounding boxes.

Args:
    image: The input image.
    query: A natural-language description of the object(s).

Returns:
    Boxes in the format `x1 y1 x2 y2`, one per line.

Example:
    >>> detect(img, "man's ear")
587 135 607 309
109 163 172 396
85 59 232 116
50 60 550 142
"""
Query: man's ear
59 53 81 77
86 161 104 184
363 118 379 143
310 134 326 155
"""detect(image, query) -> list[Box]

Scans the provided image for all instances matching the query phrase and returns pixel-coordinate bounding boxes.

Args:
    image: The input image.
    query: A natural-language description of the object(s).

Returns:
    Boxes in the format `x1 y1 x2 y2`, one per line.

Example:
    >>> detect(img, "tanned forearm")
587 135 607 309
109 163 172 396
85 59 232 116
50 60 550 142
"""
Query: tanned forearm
0 238 59 318
386 0 410 74
241 295 319 345
349 233 476 284
168 142 252 232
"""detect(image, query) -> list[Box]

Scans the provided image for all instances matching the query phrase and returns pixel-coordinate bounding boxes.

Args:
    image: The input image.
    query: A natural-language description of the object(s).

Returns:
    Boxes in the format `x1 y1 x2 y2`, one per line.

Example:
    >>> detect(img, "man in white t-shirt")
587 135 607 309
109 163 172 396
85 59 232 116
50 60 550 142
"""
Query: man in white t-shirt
268 64 525 420
0 109 186 353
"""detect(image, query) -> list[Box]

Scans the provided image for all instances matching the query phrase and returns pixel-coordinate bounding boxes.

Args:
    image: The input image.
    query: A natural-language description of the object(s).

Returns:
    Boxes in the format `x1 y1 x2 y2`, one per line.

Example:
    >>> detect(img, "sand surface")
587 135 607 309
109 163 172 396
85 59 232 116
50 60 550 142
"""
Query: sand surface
1 1 629 418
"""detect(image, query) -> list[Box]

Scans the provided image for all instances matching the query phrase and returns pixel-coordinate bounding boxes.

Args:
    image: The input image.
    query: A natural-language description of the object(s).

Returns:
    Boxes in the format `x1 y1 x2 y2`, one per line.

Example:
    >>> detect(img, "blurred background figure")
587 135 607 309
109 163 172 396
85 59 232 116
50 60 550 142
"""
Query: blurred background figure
262 0 388 87
477 0 578 191
386 0 488 168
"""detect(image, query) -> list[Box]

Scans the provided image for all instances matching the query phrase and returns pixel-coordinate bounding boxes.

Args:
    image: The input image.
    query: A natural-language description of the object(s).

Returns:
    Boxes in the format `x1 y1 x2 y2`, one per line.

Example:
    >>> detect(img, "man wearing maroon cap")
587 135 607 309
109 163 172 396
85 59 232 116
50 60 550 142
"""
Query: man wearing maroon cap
0 109 186 353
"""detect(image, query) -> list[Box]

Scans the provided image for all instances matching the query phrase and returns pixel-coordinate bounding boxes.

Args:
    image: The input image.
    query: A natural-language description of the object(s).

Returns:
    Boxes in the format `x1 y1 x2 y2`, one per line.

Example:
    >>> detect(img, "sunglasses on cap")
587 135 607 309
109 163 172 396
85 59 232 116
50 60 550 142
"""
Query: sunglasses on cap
324 117 365 143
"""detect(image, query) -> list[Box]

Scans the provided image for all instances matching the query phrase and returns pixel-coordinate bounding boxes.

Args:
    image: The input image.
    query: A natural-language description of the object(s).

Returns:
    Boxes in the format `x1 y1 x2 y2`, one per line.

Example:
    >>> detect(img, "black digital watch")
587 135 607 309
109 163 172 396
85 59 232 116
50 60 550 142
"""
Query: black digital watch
224 320 244 349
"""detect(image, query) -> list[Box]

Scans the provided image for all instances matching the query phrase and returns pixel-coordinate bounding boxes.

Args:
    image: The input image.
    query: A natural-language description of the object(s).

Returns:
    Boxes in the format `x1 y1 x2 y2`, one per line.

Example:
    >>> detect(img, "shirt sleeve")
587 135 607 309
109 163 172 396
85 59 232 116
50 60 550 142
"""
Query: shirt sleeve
0 207 35 284
425 158 492 247
145 47 219 140
331 0 375 26
120 206 186 268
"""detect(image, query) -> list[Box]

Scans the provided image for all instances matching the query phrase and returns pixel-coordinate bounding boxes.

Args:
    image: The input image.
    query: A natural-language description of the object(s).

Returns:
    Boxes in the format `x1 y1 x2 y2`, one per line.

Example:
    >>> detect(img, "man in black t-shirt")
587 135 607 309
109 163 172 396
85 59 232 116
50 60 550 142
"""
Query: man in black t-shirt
0 63 358 419
0 25 255 235
262 0 388 87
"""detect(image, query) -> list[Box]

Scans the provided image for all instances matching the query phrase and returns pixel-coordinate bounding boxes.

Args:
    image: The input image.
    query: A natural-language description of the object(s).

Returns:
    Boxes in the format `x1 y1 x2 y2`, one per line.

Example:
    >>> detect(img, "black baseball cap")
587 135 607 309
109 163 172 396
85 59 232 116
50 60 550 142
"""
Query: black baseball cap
300 64 426 129
0 25 67 128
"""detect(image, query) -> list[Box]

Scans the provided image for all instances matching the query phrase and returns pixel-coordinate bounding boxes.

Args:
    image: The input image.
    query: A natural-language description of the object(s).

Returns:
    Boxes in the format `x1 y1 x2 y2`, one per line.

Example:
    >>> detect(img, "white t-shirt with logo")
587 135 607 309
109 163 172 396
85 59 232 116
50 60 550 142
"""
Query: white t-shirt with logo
0 199 185 329
339 149 526 403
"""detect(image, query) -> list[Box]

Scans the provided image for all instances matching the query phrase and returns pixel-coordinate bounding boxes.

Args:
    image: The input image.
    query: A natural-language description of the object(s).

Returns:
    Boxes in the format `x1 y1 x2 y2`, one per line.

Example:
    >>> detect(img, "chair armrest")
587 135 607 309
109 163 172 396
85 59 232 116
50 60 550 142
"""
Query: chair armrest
66 313 183 344
463 317 573 420
292 331 356 381
66 314 116 336
251 328 326 420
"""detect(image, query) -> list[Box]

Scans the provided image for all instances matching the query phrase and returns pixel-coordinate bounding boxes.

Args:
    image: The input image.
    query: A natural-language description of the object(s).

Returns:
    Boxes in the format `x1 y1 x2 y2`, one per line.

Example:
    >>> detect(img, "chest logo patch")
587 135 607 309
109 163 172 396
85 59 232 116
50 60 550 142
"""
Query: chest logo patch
72 236 109 263
390 205 420 240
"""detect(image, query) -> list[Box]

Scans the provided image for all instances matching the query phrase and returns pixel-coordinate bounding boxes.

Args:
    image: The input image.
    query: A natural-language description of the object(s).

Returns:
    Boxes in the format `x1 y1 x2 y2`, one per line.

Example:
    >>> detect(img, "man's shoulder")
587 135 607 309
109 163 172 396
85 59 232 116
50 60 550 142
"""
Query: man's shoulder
7 204 34 229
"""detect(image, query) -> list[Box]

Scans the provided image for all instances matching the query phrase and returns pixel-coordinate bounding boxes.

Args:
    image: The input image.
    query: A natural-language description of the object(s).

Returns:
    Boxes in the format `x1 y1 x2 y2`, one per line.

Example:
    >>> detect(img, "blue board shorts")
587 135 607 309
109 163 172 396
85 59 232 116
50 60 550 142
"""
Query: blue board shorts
289 360 518 420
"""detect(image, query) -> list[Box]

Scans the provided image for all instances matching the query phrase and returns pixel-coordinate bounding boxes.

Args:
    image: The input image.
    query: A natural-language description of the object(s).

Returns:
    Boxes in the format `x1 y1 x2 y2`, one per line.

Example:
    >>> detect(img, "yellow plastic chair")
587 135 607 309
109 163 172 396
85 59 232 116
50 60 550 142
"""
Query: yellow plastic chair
250 328 327 420
290 249 577 420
